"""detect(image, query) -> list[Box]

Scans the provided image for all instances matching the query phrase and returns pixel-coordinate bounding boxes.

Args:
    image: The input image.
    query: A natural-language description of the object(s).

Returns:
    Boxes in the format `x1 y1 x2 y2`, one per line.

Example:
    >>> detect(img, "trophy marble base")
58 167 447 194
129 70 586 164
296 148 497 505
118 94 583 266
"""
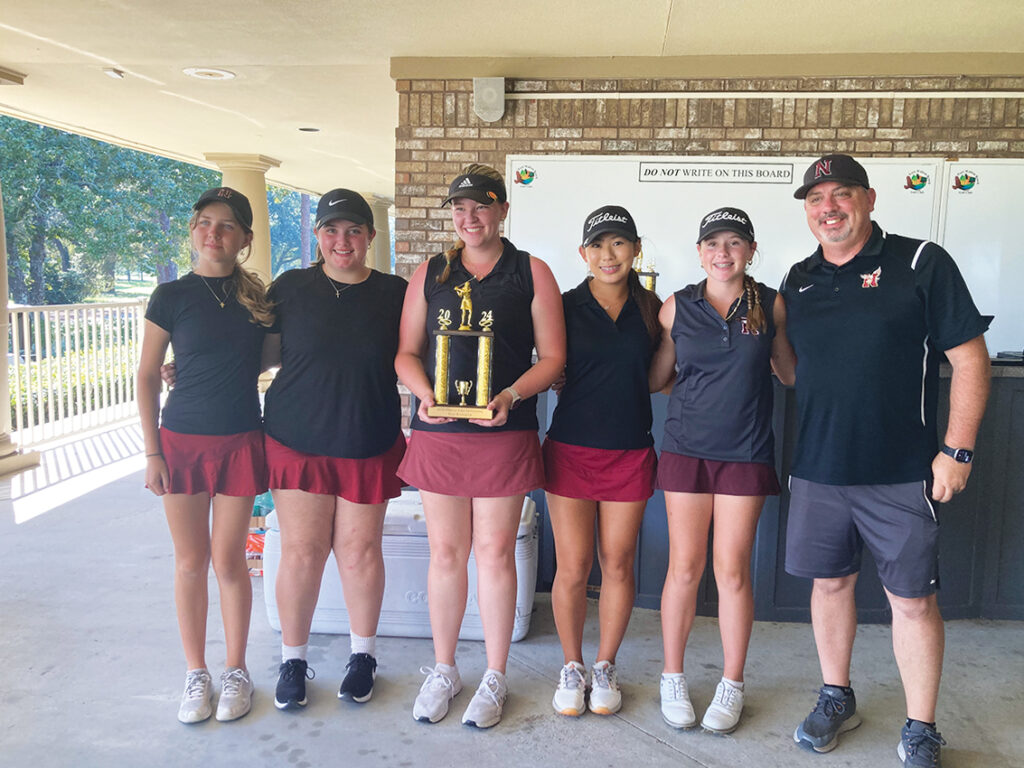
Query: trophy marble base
427 404 494 420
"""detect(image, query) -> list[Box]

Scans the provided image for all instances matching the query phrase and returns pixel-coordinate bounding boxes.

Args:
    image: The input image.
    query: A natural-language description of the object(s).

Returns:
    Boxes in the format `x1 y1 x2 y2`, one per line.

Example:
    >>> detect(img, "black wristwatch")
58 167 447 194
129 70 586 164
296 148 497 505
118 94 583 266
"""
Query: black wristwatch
941 444 974 464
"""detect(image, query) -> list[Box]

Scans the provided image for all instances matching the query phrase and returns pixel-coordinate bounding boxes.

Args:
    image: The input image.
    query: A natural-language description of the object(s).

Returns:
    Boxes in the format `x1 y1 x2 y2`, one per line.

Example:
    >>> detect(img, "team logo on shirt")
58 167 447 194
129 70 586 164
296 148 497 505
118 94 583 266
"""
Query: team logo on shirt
860 266 881 288
739 317 759 335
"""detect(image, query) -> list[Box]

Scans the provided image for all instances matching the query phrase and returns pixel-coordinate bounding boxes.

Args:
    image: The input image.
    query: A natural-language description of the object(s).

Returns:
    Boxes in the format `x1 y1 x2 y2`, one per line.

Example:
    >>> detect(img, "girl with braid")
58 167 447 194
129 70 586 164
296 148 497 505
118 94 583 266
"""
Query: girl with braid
545 206 662 717
138 187 273 724
648 207 796 735
395 163 565 729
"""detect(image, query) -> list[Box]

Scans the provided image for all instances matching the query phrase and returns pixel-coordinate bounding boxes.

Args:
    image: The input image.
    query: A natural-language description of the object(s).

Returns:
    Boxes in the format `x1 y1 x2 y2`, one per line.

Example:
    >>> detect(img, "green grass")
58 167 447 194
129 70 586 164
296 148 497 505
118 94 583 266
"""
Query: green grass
85 277 157 303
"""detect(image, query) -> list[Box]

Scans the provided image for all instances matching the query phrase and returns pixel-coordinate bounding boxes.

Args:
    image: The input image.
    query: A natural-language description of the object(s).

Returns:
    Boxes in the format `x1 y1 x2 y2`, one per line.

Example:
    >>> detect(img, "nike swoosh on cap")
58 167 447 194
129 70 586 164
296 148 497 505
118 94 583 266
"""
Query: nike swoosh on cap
329 199 347 206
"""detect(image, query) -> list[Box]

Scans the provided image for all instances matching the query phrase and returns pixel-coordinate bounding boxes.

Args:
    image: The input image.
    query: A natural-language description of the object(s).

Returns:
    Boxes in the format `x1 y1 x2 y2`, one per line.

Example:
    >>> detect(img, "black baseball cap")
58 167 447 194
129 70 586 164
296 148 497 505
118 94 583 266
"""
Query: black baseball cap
581 205 638 246
793 153 871 199
696 207 755 243
193 187 253 230
316 189 374 230
442 173 507 206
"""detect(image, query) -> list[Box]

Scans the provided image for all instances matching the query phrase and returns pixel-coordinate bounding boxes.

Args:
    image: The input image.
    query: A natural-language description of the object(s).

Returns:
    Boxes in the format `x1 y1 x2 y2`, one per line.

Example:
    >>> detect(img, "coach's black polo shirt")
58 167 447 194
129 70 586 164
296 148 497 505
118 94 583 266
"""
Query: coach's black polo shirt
780 223 989 485
546 280 656 450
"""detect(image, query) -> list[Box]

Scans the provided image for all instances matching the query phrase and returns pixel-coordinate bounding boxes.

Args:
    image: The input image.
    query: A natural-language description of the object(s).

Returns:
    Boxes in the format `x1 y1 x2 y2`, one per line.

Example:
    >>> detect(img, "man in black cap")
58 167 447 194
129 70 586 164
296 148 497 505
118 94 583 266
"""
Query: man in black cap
780 153 991 767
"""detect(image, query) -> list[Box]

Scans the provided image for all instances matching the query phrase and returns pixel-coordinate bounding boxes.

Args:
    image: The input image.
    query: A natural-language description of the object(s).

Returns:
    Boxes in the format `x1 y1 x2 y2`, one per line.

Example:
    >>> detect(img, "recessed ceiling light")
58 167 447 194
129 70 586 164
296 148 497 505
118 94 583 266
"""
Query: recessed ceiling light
182 67 236 81
103 68 125 80
298 127 320 132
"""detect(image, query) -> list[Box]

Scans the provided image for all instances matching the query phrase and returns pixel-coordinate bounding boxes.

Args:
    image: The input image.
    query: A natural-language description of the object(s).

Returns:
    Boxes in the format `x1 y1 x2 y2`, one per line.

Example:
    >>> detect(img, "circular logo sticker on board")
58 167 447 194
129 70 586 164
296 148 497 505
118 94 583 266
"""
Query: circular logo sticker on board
904 170 929 193
952 170 979 192
514 165 536 186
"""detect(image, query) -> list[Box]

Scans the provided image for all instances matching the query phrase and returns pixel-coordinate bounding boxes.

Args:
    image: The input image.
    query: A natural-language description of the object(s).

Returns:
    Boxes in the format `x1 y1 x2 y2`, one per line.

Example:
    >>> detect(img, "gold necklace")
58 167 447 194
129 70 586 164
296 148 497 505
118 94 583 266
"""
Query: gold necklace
198 275 228 308
723 295 743 321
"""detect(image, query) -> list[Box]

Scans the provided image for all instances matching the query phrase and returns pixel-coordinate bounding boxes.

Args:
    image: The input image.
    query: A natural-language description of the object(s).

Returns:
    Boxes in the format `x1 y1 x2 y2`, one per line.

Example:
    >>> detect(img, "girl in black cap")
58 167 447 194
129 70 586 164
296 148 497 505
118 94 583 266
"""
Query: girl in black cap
544 205 662 718
395 163 566 728
138 186 273 724
649 206 795 735
261 189 408 711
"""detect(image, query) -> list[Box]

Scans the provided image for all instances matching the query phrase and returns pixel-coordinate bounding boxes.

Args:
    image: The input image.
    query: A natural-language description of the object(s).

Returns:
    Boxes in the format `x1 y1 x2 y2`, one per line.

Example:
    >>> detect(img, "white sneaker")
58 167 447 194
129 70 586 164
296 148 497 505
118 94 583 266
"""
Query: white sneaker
177 669 213 724
660 673 696 729
461 671 507 729
588 661 622 715
701 679 744 734
552 661 586 716
413 665 462 723
216 667 254 722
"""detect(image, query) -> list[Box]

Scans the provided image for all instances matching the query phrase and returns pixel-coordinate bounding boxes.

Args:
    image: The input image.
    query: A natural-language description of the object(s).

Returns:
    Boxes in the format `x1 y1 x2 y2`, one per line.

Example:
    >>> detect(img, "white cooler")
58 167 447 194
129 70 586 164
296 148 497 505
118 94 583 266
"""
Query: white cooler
262 490 538 641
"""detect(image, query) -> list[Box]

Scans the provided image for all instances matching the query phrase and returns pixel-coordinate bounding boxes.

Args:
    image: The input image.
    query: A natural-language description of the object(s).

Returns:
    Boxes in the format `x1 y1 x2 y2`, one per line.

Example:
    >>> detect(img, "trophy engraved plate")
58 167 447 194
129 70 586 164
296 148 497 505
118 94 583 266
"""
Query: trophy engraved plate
428 281 495 420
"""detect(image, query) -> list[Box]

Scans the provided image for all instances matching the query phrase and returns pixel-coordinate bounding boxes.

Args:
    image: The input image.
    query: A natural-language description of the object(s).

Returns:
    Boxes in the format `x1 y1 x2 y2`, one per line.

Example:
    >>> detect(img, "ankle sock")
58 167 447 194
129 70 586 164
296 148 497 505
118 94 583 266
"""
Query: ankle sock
350 631 376 656
282 643 307 662
906 718 937 730
723 676 744 691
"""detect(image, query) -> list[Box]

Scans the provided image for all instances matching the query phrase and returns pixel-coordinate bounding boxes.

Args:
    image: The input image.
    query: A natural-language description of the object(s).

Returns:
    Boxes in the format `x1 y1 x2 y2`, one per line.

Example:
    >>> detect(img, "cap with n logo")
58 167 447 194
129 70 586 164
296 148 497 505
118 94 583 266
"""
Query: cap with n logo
793 153 871 199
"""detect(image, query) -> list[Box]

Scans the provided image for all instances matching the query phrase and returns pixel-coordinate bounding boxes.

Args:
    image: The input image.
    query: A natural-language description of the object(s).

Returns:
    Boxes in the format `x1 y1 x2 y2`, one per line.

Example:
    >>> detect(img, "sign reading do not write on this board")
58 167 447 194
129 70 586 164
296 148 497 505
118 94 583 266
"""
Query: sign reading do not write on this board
506 154 1024 355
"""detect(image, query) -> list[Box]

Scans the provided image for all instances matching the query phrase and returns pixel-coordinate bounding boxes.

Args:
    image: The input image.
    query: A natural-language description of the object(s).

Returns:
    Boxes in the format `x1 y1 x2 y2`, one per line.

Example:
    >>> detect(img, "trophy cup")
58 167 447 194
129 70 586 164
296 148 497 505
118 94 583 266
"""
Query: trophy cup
633 247 659 292
427 280 495 420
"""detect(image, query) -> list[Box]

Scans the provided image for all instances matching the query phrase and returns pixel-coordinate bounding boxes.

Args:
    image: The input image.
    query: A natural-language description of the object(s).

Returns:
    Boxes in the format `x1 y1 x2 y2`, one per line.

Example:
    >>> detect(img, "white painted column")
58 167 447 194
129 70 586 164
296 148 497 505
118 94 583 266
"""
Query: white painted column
204 153 281 285
366 195 393 273
0 180 40 479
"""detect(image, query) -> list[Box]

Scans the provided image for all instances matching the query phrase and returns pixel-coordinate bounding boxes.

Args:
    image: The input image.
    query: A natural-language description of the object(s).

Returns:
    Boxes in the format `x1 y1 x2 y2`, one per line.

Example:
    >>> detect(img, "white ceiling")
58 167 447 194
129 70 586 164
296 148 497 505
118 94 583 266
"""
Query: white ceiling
1 1 1022 199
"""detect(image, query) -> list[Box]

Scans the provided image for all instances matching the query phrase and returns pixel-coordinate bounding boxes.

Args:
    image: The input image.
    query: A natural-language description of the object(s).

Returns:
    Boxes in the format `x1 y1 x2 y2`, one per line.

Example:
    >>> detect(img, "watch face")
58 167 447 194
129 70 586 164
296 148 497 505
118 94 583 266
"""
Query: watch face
955 449 973 463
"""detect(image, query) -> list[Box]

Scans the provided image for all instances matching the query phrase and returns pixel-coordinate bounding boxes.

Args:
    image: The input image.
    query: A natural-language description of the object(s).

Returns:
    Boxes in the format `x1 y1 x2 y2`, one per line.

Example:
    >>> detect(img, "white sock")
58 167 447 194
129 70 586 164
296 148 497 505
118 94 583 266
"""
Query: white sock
485 668 506 682
435 662 458 676
282 643 307 662
723 676 744 691
350 631 376 656
662 672 685 680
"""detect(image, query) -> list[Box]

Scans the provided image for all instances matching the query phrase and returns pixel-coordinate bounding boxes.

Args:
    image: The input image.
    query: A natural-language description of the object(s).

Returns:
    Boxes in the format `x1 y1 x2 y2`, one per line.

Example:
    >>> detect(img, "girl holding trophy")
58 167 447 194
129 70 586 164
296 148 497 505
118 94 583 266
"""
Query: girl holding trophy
395 164 565 728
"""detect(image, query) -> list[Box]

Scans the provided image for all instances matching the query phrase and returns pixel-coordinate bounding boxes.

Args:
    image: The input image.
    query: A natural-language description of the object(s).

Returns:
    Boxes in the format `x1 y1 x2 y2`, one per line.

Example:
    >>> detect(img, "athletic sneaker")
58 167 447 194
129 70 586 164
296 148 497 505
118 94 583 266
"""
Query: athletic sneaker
413 665 463 723
177 669 213 724
898 721 946 767
275 658 314 710
461 671 508 729
701 679 744 734
660 673 696 729
338 653 377 703
793 684 862 753
551 661 586 716
588 661 622 715
215 667 254 722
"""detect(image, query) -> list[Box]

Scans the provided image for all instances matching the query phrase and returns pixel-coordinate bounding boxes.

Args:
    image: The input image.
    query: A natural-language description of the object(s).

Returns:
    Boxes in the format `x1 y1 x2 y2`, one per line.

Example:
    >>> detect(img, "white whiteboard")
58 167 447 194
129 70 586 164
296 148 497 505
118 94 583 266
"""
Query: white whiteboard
506 155 1017 354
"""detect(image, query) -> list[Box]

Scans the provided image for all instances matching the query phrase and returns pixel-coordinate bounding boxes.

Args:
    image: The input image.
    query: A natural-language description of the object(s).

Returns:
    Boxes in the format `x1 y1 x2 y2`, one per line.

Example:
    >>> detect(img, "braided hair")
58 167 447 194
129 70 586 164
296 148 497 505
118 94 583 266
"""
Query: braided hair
741 273 766 334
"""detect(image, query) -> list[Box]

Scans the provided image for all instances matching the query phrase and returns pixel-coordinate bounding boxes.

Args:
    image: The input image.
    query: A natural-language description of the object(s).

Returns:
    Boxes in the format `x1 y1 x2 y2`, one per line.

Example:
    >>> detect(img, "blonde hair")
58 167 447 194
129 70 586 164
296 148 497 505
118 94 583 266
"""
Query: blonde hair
437 163 505 285
188 210 275 327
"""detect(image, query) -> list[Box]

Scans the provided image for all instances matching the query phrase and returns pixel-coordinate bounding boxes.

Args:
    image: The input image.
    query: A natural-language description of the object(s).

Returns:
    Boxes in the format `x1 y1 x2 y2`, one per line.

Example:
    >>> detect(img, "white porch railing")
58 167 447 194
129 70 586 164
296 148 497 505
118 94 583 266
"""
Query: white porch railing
8 300 146 448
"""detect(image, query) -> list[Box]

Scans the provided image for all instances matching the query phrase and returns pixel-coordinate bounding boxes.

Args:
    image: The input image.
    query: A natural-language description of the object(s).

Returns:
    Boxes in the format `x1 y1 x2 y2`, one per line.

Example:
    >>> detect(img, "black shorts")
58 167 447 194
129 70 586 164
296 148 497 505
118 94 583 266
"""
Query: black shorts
784 477 940 598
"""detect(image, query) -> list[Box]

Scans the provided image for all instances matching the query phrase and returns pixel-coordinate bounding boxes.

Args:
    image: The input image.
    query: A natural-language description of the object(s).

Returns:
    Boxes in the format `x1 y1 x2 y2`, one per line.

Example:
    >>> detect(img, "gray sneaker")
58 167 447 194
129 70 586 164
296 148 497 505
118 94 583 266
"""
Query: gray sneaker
793 685 862 753
177 669 213 724
413 665 463 723
461 672 507 729
898 721 946 767
216 667 254 722
660 673 696 729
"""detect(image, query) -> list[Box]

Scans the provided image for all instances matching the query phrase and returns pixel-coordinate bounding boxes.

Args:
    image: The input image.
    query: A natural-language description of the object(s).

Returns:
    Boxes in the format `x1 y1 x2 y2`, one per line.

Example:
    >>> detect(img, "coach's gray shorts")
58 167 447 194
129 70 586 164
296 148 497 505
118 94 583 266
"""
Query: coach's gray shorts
784 477 939 598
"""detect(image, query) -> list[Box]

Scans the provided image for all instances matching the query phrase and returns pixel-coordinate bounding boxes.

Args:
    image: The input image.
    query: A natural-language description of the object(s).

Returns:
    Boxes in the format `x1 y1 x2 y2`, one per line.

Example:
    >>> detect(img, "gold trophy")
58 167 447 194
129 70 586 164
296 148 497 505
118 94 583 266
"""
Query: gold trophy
633 246 659 292
428 280 495 420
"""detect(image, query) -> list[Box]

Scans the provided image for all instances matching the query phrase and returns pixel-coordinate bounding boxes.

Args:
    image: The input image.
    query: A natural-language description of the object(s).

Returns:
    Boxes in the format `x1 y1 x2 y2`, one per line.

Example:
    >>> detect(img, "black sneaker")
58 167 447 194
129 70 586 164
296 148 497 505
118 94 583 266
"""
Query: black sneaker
898 721 946 767
275 659 314 710
793 684 862 753
338 653 377 703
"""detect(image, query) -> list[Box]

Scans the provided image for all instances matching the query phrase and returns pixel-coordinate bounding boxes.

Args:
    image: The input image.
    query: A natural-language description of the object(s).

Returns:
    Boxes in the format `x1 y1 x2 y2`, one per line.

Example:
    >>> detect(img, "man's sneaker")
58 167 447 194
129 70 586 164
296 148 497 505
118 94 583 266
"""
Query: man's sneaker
793 684 862 753
461 671 508 729
338 653 377 703
701 679 744 734
588 661 622 715
177 669 213 724
660 673 696 729
216 667 254 722
552 661 586 716
274 658 314 710
413 665 462 723
898 721 946 767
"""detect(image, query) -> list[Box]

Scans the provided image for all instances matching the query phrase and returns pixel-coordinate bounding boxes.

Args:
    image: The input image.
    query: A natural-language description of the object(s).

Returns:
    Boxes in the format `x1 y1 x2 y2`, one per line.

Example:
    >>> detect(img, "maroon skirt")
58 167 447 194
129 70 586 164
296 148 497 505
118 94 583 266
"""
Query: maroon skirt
398 429 544 498
543 439 656 502
265 433 406 504
656 450 780 496
159 427 268 497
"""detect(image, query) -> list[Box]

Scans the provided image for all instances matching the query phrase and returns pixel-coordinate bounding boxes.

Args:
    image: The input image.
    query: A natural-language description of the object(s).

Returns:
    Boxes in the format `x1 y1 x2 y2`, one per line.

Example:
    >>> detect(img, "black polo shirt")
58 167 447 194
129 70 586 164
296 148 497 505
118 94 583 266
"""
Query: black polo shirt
411 238 538 434
263 266 407 458
146 272 265 435
546 280 655 450
780 222 989 485
662 280 778 464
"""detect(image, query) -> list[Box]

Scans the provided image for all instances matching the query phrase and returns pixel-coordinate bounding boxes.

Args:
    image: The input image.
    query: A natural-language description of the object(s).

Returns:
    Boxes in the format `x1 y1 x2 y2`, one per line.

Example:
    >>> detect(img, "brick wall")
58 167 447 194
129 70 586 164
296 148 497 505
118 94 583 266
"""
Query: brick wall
394 75 1024 278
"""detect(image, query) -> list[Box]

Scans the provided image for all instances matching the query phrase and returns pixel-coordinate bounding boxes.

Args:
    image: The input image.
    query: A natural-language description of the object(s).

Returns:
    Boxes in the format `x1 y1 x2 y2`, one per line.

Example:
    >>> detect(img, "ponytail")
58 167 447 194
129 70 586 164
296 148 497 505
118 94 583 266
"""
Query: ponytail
627 268 662 344
742 274 766 334
231 256 275 327
436 238 465 285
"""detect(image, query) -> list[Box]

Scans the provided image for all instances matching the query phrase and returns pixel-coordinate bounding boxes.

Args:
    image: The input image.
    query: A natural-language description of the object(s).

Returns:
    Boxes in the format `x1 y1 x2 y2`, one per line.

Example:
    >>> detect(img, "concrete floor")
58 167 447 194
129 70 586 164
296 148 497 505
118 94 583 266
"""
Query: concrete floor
2 453 1023 768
